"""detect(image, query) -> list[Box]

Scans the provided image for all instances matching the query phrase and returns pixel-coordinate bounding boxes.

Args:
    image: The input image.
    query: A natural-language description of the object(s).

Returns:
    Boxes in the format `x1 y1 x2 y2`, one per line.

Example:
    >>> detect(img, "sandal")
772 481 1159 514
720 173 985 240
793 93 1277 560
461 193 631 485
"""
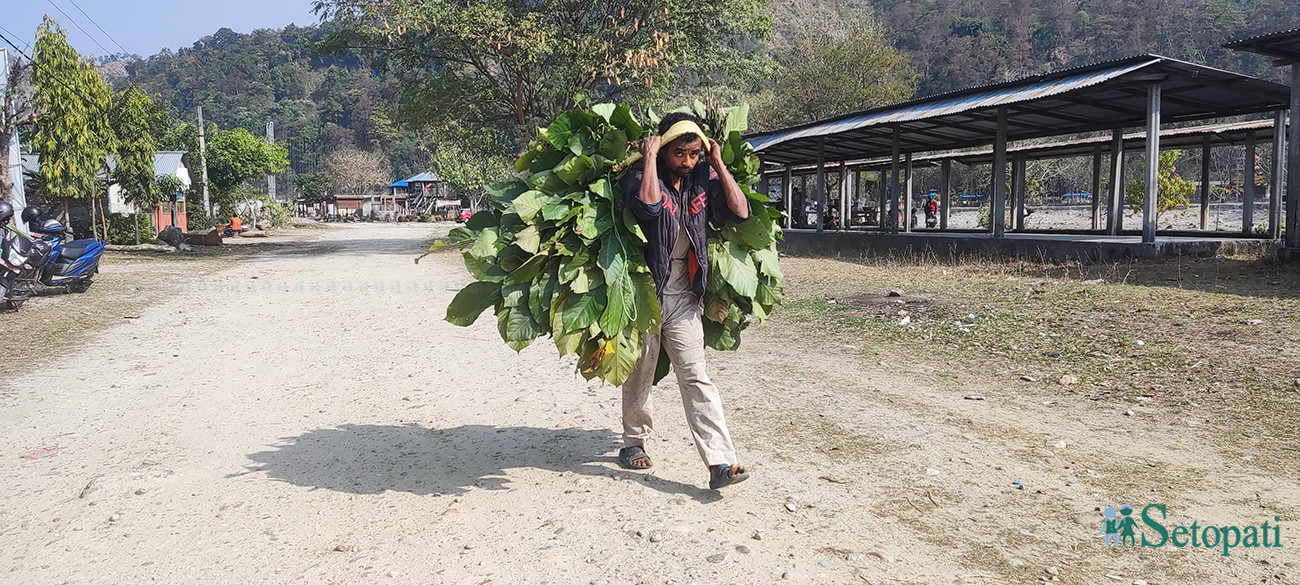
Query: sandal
709 464 750 490
618 446 653 470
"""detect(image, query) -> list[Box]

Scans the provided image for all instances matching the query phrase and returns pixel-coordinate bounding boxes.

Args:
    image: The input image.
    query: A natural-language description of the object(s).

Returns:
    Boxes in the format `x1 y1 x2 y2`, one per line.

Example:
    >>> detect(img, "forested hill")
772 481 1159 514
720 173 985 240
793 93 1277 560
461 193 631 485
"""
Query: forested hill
113 1 1300 180
114 24 427 178
875 0 1300 96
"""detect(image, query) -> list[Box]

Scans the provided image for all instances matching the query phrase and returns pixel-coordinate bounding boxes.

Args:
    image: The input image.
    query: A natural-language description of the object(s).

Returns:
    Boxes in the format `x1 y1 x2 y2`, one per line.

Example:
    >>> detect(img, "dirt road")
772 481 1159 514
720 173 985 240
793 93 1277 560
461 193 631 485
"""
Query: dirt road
1 223 1294 584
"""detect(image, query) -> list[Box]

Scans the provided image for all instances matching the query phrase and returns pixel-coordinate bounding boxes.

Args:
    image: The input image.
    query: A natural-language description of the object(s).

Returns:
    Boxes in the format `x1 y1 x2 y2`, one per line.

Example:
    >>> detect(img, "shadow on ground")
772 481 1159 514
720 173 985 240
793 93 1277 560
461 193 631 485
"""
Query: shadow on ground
240 423 720 502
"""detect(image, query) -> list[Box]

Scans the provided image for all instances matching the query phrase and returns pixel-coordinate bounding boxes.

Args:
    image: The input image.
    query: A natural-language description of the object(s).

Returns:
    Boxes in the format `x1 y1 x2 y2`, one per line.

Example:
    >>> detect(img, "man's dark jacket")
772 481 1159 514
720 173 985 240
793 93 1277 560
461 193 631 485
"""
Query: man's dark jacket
621 158 748 300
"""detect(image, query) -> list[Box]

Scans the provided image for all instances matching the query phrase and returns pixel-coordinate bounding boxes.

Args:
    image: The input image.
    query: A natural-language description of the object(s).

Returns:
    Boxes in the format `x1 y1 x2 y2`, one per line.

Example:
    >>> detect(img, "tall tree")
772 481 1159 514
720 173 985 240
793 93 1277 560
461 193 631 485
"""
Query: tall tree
111 86 159 211
753 1 918 129
110 85 159 244
313 0 773 143
32 17 115 217
204 126 289 214
320 148 389 195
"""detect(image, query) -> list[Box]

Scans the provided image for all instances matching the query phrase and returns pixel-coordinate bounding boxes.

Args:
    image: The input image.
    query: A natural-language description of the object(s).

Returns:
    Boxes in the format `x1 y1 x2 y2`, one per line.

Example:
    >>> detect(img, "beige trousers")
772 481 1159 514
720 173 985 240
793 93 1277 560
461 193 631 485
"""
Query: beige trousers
621 292 737 467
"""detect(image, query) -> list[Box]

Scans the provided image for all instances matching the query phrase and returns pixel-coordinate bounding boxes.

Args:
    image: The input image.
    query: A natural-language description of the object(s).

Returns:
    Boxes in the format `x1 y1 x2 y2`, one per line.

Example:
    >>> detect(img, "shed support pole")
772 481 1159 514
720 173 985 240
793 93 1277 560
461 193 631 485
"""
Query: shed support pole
878 169 887 231
991 107 1008 237
1091 145 1103 230
842 162 852 232
940 159 951 230
1271 110 1286 240
782 166 792 230
1142 83 1161 244
816 137 826 233
1244 130 1257 234
1108 129 1125 236
1013 153 1027 231
904 153 914 232
1144 82 1164 241
890 126 902 234
1289 65 1300 248
1200 135 1211 231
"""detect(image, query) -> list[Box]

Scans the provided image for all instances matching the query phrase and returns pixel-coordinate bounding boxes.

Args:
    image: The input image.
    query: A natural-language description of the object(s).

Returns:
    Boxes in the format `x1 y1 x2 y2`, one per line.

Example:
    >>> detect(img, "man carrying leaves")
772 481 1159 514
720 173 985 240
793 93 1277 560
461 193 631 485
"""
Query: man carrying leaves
618 112 752 490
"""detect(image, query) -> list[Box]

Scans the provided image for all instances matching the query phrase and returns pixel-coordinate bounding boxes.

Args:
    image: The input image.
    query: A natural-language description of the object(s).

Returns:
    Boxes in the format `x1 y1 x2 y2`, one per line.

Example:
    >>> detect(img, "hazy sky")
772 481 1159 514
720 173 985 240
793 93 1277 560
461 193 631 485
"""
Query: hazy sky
2 0 320 59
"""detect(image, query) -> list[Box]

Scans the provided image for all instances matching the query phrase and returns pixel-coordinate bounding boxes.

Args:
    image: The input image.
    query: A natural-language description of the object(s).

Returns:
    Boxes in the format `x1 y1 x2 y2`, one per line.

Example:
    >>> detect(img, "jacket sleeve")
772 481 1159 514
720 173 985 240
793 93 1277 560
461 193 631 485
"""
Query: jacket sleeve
707 168 750 224
623 162 662 221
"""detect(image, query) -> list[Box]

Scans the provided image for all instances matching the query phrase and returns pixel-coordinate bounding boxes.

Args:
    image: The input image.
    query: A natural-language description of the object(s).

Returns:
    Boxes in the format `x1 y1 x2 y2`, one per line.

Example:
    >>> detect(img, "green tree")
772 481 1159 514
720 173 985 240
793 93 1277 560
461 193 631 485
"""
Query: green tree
292 172 329 202
32 17 116 230
754 3 917 129
1127 150 1195 224
204 127 289 216
111 85 159 244
313 0 773 143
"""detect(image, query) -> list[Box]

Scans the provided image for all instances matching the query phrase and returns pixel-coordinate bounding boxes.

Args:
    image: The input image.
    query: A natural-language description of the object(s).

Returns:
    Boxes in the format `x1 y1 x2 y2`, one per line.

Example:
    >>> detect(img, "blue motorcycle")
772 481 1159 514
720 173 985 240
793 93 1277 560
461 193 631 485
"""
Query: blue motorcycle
0 205 104 310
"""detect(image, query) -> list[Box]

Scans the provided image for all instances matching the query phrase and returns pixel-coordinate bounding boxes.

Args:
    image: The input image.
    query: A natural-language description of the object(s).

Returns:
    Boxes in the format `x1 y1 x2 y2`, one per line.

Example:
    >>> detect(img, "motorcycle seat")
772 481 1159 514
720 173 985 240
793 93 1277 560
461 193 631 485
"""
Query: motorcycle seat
60 239 94 259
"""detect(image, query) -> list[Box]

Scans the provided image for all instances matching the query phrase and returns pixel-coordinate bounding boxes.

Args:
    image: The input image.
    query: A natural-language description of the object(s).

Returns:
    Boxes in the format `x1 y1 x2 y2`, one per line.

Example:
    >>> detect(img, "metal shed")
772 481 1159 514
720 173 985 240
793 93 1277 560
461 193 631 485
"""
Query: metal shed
748 54 1291 245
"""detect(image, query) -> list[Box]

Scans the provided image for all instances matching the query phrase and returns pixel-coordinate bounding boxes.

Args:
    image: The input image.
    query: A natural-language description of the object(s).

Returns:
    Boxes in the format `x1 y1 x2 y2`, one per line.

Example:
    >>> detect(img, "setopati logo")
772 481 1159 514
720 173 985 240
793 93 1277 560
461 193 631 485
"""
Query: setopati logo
1098 504 1283 556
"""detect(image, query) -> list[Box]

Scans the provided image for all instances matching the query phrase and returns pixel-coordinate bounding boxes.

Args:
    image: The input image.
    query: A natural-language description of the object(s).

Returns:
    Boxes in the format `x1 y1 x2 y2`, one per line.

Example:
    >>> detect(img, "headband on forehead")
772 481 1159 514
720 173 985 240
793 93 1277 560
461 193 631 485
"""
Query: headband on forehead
659 120 710 152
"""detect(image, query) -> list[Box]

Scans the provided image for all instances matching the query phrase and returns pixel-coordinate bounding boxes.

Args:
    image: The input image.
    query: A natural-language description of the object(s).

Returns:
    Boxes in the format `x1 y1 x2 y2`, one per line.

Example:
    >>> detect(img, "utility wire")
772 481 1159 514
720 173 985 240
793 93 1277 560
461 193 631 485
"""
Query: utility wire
45 0 113 56
64 0 132 56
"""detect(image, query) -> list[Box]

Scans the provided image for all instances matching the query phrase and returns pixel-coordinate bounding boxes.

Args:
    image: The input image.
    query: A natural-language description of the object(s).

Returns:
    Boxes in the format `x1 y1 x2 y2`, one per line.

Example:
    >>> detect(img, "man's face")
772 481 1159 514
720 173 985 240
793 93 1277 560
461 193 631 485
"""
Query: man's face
660 136 703 179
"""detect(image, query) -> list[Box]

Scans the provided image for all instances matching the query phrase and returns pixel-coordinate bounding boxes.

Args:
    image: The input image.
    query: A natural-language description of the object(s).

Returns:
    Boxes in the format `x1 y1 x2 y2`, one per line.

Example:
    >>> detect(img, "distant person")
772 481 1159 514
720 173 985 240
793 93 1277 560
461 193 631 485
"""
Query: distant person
924 191 939 228
226 214 243 237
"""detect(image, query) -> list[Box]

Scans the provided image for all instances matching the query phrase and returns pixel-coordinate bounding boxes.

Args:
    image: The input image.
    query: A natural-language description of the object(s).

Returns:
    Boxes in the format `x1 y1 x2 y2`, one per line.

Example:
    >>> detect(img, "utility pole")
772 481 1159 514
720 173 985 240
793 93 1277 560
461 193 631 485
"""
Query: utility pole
197 106 211 217
266 120 276 201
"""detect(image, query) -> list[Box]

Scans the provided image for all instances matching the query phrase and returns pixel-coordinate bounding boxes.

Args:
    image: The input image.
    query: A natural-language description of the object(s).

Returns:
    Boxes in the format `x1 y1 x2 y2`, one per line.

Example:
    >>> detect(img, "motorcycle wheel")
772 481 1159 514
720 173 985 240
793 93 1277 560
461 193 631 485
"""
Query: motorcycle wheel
69 281 92 294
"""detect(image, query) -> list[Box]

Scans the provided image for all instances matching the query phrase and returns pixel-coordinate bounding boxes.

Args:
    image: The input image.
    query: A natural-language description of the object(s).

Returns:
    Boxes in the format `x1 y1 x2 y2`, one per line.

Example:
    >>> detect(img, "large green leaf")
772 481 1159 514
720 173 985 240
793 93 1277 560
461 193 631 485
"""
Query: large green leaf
487 180 528 205
591 103 617 122
501 281 529 307
555 155 594 185
712 239 758 298
445 281 503 327
498 306 541 347
630 273 661 332
506 252 547 284
544 110 593 151
561 286 605 331
515 143 543 173
515 225 541 254
530 149 567 174
751 246 783 279
463 252 503 283
470 228 501 259
609 105 643 138
569 264 604 294
597 129 629 161
723 104 750 137
724 215 775 249
512 190 550 222
600 273 632 336
465 211 499 231
559 246 590 284
598 328 642 386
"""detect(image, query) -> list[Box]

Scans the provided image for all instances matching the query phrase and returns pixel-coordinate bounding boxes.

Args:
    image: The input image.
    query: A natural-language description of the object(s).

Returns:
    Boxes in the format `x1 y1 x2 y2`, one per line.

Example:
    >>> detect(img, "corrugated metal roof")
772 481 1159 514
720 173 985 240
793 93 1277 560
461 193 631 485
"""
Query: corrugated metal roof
403 172 441 183
747 54 1291 166
748 58 1156 153
152 151 186 176
1223 28 1300 62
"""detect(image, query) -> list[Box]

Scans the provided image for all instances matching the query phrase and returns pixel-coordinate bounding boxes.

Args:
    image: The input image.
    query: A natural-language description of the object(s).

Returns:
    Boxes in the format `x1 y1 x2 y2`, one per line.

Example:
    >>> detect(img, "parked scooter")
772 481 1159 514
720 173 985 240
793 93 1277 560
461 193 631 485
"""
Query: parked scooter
0 205 105 310
0 203 56 310
27 208 104 293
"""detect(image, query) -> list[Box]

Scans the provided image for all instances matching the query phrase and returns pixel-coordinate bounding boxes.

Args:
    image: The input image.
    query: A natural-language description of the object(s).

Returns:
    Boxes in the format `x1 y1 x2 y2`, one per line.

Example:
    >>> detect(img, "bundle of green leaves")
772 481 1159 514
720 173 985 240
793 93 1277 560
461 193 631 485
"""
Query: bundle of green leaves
442 102 783 385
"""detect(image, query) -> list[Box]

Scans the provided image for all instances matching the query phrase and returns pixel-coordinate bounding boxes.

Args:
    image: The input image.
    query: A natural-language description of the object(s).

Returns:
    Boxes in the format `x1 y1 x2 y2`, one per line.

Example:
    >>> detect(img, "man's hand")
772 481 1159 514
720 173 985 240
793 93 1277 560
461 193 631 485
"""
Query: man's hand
639 135 661 159
706 137 725 169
